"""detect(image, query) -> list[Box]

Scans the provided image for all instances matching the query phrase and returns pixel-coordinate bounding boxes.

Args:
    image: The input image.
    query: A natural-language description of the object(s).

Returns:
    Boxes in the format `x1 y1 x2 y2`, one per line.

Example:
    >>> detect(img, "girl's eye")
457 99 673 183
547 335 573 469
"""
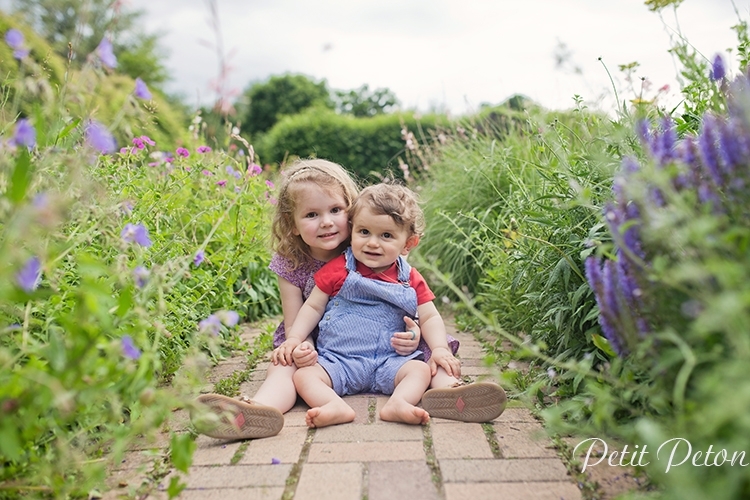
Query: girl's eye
383 232 392 239
359 229 369 235
305 212 317 218
331 207 342 214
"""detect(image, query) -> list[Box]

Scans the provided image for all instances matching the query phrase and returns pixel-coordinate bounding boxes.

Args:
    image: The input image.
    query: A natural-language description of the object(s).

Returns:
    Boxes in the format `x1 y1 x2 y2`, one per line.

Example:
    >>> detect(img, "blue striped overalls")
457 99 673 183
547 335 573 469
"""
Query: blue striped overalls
316 247 424 395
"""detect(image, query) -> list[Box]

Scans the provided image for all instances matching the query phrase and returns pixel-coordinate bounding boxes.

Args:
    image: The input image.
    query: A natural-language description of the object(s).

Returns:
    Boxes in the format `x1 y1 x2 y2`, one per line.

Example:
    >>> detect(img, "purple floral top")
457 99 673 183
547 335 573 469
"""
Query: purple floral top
269 253 326 348
268 253 460 360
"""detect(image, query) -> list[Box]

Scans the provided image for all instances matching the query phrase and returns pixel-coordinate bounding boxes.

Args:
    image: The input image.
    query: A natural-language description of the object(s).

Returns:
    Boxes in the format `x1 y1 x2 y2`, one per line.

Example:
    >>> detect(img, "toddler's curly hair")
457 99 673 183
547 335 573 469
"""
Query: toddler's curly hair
349 181 425 237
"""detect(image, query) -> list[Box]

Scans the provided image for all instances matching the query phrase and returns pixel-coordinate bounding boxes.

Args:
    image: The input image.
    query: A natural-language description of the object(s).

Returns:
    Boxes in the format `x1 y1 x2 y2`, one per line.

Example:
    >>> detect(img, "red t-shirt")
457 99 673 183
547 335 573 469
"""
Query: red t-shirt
314 254 435 305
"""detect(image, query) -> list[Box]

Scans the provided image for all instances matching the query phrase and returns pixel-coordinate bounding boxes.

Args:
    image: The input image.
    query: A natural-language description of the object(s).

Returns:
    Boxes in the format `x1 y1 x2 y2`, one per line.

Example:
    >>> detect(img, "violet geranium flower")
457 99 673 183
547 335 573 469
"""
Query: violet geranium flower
16 256 42 292
134 77 152 100
121 223 152 247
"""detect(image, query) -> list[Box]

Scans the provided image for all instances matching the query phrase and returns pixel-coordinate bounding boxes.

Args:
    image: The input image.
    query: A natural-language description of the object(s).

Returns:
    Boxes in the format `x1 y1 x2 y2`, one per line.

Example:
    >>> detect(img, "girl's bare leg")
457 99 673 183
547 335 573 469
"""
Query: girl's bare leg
429 366 461 389
380 360 431 425
293 365 355 428
252 362 299 413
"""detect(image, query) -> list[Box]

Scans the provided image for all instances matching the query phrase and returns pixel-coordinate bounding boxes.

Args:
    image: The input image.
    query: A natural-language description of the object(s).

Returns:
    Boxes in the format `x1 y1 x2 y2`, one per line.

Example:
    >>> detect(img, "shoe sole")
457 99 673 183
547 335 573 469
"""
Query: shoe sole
193 394 284 440
421 382 507 422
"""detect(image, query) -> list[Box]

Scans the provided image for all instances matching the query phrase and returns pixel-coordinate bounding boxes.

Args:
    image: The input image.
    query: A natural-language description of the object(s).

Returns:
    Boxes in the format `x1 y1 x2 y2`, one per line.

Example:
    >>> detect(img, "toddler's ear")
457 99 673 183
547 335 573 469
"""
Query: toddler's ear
401 235 420 255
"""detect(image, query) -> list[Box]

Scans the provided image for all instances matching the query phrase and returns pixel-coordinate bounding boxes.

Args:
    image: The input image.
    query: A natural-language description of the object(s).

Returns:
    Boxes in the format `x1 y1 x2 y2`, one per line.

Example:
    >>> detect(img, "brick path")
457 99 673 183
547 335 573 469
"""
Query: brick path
108 321 583 500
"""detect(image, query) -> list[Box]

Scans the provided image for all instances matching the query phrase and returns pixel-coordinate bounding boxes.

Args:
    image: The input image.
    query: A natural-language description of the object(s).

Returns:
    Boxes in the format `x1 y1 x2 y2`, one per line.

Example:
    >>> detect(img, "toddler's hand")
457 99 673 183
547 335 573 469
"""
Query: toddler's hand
272 338 301 366
391 316 421 355
428 346 461 378
292 341 318 368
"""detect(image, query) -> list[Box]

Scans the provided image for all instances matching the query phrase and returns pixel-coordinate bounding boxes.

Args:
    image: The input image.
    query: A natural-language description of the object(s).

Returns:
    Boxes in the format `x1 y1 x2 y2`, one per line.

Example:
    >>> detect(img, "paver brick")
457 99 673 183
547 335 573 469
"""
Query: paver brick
493 422 559 458
181 464 291 489
431 423 494 459
315 422 422 443
294 463 363 500
368 461 440 500
307 441 425 463
240 426 309 464
178 486 285 500
444 481 582 500
440 458 571 482
191 436 242 466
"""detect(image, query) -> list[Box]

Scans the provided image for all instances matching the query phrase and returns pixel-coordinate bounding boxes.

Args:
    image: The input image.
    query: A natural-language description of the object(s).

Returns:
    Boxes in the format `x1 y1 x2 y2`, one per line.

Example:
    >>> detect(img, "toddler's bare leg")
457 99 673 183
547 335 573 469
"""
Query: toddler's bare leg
380 360 431 425
293 364 355 428
252 362 298 413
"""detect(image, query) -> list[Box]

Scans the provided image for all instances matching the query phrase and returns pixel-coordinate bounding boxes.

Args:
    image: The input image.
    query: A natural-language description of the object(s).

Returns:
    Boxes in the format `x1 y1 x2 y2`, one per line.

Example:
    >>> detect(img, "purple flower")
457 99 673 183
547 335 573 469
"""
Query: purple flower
121 335 141 360
193 250 205 266
5 29 28 59
13 118 36 148
226 165 242 179
201 169 213 176
697 115 723 188
134 77 152 100
133 266 149 288
85 120 117 154
249 164 262 176
121 223 152 247
216 179 227 187
132 137 145 150
216 310 240 327
265 180 275 189
5 29 23 49
176 147 189 158
16 256 42 292
711 54 725 81
198 315 222 336
140 135 155 146
271 458 281 465
197 146 212 153
97 38 117 69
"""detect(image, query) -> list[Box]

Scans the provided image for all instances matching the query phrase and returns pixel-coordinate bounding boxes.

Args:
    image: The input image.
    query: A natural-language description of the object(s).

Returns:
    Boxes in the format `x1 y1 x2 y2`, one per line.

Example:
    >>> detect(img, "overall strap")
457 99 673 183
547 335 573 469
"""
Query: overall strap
396 255 412 284
344 246 358 272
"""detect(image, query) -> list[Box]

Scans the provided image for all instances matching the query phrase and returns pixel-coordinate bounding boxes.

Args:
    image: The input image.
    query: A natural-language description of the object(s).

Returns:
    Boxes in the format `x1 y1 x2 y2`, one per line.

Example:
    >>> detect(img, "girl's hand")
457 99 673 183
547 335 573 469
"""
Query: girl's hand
428 346 461 378
292 341 318 368
391 316 421 355
272 338 302 366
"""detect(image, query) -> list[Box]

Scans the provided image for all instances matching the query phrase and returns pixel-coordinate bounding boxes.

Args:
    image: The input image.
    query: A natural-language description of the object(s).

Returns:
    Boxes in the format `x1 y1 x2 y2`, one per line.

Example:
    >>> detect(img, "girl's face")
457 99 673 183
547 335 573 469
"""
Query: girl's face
292 182 350 261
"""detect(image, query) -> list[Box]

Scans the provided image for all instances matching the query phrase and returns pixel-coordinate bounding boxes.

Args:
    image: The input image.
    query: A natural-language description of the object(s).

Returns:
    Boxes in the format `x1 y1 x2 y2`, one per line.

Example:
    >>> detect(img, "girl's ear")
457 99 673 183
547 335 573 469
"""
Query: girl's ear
401 235 420 255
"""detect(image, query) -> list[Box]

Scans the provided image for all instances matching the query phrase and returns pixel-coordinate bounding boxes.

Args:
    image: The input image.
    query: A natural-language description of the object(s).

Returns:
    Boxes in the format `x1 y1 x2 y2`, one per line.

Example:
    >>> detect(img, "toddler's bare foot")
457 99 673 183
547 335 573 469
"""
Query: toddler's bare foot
305 400 356 428
380 398 430 425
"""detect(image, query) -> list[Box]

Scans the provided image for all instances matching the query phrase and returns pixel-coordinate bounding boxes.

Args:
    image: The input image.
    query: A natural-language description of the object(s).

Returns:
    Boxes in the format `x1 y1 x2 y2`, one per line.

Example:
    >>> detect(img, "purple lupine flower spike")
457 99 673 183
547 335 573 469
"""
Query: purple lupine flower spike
697 115 724 188
16 256 42 292
711 54 725 81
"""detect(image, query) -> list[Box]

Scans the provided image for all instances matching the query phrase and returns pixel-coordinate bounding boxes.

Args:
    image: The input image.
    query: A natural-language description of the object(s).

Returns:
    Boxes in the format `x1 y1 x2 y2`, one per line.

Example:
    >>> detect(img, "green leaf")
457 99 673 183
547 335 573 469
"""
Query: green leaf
9 149 32 204
166 476 187 498
116 286 134 317
170 432 196 472
56 118 82 142
591 333 616 357
0 420 22 462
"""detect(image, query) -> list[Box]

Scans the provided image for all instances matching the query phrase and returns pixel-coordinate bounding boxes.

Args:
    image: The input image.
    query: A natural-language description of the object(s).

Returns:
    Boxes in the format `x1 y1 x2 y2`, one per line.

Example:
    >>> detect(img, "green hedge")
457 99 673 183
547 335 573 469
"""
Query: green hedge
256 107 451 181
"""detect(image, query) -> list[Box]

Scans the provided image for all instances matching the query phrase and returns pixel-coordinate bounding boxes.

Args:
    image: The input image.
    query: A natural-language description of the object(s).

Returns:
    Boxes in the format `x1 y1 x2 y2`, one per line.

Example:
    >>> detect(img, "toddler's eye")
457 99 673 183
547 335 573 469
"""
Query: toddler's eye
305 212 317 218
383 232 392 239
331 207 342 214
359 229 370 236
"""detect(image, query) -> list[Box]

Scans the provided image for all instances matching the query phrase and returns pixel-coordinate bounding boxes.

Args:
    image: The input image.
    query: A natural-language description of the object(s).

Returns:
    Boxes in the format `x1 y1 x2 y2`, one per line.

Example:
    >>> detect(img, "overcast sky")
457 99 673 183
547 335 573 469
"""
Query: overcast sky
124 1 742 115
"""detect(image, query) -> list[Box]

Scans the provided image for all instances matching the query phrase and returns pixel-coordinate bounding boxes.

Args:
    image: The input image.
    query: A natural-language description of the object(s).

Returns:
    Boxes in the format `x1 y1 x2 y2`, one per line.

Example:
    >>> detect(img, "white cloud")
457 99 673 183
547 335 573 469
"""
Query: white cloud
125 0 743 114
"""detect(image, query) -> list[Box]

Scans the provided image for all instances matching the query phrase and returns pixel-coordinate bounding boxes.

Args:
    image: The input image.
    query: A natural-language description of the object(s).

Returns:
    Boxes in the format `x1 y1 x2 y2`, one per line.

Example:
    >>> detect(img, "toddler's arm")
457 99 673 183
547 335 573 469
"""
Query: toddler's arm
273 286 330 366
417 301 461 377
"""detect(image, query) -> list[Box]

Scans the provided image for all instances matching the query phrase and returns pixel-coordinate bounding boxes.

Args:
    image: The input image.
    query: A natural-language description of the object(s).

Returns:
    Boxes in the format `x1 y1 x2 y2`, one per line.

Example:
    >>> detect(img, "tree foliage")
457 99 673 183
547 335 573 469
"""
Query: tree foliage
9 0 169 88
239 73 333 137
334 84 399 117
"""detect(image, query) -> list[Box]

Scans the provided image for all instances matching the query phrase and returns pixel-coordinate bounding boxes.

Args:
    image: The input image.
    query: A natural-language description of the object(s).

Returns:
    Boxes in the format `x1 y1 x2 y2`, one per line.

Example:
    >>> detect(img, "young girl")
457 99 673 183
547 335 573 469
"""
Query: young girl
193 159 420 439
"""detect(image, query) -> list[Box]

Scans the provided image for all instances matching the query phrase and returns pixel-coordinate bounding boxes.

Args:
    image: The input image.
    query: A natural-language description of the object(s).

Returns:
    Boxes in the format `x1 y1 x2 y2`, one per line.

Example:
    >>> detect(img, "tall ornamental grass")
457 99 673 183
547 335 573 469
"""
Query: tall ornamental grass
0 24 278 499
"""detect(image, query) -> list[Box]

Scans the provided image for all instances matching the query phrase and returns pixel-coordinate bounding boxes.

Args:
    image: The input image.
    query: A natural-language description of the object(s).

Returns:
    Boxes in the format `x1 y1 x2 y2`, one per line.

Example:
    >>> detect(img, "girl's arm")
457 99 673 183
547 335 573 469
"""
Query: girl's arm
417 301 461 377
274 286 330 366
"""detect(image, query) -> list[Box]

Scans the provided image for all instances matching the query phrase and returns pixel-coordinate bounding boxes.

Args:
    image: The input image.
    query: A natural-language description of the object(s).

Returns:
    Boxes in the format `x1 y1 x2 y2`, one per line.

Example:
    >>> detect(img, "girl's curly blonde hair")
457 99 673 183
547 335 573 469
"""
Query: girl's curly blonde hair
271 159 359 267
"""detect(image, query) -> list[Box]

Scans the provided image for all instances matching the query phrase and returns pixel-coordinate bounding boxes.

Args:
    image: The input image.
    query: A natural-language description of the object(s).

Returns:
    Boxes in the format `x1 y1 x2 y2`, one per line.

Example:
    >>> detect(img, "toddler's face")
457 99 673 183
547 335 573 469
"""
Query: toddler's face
350 206 414 273
292 182 350 261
